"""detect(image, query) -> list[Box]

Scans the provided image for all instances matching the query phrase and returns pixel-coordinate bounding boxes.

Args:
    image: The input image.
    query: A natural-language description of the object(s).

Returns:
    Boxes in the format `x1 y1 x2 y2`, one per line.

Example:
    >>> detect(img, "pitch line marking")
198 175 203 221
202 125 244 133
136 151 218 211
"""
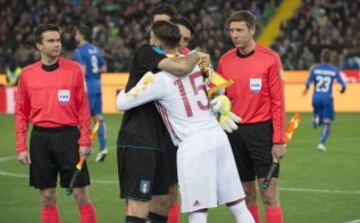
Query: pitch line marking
278 187 360 195
1 156 360 194
344 219 360 223
0 156 118 184
0 156 16 162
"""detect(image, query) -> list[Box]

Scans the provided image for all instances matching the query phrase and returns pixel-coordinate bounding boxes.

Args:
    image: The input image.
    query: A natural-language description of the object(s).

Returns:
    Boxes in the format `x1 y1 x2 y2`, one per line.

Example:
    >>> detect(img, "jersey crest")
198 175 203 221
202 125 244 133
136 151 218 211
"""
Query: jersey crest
58 90 71 104
249 78 262 93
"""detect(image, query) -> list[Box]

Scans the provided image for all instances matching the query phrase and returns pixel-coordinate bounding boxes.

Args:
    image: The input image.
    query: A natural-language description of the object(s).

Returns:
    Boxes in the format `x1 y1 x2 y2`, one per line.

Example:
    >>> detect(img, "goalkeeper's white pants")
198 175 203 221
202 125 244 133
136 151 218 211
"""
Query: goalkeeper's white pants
177 127 245 213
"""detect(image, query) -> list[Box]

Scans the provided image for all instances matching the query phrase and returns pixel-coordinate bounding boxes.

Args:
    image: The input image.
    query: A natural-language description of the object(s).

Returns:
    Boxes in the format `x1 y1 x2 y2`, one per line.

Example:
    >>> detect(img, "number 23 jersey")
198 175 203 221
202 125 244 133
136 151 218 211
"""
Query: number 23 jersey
306 63 346 98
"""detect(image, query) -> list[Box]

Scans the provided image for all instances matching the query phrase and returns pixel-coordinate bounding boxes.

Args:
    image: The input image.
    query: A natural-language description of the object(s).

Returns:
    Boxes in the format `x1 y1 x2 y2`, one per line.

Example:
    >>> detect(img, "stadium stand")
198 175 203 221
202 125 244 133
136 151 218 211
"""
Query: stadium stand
271 0 360 70
0 0 280 72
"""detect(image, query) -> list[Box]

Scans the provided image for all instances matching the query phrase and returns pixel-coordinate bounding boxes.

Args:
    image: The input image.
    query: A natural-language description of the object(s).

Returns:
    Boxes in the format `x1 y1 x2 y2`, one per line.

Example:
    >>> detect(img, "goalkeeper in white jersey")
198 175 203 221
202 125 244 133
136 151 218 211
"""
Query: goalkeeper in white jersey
116 20 254 223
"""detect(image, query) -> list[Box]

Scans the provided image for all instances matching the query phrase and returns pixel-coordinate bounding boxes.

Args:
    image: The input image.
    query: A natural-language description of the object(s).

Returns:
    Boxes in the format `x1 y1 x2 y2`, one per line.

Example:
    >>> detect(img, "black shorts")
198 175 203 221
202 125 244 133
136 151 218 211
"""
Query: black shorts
226 120 279 182
163 132 178 185
117 147 170 201
29 126 90 189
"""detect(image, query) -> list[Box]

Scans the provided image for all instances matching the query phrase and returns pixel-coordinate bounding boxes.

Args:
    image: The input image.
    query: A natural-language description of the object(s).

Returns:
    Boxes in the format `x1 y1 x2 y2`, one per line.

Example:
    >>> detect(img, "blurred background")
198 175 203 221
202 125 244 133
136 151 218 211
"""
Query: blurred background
0 0 358 73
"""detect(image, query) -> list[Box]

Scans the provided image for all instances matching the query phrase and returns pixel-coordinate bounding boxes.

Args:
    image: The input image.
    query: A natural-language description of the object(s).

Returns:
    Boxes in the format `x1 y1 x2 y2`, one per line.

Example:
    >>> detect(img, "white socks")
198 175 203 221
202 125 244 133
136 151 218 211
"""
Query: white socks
188 201 255 223
228 200 255 223
188 211 208 223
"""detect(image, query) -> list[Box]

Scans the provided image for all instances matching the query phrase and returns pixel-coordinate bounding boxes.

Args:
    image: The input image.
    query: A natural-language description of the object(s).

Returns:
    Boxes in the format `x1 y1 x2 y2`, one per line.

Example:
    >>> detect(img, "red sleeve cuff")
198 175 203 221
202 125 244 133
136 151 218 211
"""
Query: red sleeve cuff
78 137 92 147
16 148 27 156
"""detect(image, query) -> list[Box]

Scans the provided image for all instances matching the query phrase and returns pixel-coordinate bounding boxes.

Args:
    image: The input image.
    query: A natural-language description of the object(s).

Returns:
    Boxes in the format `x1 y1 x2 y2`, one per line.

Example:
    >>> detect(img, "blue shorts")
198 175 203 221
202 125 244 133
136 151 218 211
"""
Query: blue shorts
312 96 334 120
88 92 102 116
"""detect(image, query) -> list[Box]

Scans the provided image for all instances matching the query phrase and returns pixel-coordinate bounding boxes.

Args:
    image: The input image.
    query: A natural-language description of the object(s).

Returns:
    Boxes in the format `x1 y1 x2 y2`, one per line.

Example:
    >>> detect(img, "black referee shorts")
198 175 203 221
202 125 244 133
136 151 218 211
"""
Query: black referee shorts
29 126 90 189
226 120 279 182
117 146 170 201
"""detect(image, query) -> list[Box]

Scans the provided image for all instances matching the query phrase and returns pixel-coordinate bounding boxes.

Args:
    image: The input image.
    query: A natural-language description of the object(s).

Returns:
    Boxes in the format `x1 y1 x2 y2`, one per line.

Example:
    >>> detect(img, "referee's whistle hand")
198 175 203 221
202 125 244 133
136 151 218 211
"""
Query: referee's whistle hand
79 146 92 158
18 151 31 165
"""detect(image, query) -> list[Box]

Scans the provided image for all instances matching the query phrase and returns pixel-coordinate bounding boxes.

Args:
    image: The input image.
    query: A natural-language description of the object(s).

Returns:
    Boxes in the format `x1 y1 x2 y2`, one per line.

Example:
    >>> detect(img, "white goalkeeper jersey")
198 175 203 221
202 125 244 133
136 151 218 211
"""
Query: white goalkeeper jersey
116 65 220 146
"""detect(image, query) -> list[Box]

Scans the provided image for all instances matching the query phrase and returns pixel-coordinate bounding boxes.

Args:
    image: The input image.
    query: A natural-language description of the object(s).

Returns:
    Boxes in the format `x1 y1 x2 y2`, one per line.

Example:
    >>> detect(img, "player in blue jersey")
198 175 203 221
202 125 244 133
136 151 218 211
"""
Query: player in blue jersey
303 49 346 151
75 25 108 162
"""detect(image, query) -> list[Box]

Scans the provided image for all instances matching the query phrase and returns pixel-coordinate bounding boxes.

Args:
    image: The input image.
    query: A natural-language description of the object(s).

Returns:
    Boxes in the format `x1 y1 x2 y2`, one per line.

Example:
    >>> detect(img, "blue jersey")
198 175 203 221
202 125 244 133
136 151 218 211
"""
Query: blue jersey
74 43 105 94
306 64 346 98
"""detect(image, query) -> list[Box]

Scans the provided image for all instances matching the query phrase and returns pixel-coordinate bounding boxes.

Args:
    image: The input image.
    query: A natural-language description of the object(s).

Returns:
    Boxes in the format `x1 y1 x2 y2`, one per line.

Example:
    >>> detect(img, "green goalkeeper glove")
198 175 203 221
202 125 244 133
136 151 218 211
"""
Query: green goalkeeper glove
210 95 242 133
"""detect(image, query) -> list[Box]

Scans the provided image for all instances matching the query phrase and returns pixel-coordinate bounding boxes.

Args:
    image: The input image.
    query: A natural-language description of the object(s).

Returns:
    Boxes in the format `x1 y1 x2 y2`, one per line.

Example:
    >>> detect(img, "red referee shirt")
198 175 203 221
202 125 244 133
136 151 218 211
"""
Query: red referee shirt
15 57 92 155
218 44 285 144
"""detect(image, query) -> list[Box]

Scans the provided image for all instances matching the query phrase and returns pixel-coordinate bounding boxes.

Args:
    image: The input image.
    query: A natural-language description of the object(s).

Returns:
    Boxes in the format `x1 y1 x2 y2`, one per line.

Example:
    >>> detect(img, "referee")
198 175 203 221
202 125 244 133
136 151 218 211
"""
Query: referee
15 24 97 223
218 11 286 223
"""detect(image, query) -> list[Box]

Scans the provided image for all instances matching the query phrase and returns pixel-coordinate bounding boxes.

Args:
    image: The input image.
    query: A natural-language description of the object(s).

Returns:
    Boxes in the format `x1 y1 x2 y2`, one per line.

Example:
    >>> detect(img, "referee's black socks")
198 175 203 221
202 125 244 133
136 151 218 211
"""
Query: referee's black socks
125 215 146 223
147 212 168 223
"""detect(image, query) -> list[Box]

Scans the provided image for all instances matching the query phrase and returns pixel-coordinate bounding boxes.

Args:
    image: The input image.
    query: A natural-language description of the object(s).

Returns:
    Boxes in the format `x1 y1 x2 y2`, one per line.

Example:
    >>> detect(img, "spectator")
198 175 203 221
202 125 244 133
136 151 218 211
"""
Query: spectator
272 0 359 70
0 0 281 72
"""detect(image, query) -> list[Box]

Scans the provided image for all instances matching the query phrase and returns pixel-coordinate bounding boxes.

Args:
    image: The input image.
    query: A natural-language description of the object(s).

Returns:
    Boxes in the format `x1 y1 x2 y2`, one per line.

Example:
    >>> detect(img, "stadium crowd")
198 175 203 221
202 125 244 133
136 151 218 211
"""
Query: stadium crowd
0 0 358 72
271 0 360 70
0 0 278 72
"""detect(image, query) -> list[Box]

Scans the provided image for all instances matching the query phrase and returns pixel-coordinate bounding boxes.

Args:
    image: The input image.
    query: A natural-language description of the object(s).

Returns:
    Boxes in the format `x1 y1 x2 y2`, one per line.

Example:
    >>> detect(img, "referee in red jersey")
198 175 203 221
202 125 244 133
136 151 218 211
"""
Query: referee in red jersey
15 24 97 223
218 11 286 223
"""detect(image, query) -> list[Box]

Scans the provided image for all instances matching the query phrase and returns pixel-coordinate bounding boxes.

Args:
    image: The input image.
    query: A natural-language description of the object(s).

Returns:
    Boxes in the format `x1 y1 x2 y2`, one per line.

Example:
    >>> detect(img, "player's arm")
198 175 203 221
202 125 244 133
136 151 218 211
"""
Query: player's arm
74 50 88 91
74 65 92 153
99 64 107 73
74 49 85 74
269 55 286 147
15 72 31 164
116 72 166 111
158 50 210 76
336 70 346 94
98 50 107 73
303 68 315 95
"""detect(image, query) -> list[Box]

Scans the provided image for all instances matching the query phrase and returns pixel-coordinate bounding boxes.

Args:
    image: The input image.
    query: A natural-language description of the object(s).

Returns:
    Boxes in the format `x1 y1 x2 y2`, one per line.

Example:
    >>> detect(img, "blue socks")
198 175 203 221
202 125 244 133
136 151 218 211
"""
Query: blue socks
97 119 107 150
320 122 331 145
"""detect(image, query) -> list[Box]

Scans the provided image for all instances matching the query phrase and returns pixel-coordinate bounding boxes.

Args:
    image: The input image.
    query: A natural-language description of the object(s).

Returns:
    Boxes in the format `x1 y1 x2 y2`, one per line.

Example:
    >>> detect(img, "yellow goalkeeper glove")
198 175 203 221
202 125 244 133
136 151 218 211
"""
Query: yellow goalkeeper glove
210 95 242 133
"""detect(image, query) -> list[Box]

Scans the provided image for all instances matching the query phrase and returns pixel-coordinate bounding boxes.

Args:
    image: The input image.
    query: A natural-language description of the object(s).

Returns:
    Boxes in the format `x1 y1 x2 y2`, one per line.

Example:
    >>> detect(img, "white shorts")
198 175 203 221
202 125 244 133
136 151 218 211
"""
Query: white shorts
177 128 245 213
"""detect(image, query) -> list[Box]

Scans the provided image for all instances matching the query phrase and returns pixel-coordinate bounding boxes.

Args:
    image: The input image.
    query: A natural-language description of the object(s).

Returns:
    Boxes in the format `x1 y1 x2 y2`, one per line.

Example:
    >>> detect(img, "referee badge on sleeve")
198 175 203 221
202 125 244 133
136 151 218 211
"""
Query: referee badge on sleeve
58 90 71 104
249 78 262 93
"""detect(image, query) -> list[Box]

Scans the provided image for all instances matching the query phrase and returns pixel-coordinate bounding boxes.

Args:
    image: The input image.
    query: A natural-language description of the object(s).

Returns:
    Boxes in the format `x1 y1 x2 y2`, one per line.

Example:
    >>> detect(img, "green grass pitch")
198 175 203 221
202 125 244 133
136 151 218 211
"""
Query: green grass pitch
0 113 359 222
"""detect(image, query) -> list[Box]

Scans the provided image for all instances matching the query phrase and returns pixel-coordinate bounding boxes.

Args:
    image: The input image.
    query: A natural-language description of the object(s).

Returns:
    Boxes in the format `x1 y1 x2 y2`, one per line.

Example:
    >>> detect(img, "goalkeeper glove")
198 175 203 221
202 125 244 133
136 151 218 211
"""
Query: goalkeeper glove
210 95 230 114
219 112 242 133
210 95 242 133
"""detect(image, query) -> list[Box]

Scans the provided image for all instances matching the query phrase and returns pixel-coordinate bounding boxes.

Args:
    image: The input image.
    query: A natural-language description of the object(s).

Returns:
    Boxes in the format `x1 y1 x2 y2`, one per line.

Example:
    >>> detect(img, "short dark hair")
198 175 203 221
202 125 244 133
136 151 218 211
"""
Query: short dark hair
321 49 333 64
151 4 177 21
34 24 60 44
152 21 181 49
170 16 195 34
76 25 92 41
227 10 256 29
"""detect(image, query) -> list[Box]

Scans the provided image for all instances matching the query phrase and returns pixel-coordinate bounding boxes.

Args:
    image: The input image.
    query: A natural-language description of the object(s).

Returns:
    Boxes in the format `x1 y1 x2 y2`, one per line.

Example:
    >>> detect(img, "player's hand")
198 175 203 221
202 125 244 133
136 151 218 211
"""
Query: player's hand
196 51 212 68
17 151 31 165
79 146 92 158
339 87 346 94
302 89 308 96
272 144 286 161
